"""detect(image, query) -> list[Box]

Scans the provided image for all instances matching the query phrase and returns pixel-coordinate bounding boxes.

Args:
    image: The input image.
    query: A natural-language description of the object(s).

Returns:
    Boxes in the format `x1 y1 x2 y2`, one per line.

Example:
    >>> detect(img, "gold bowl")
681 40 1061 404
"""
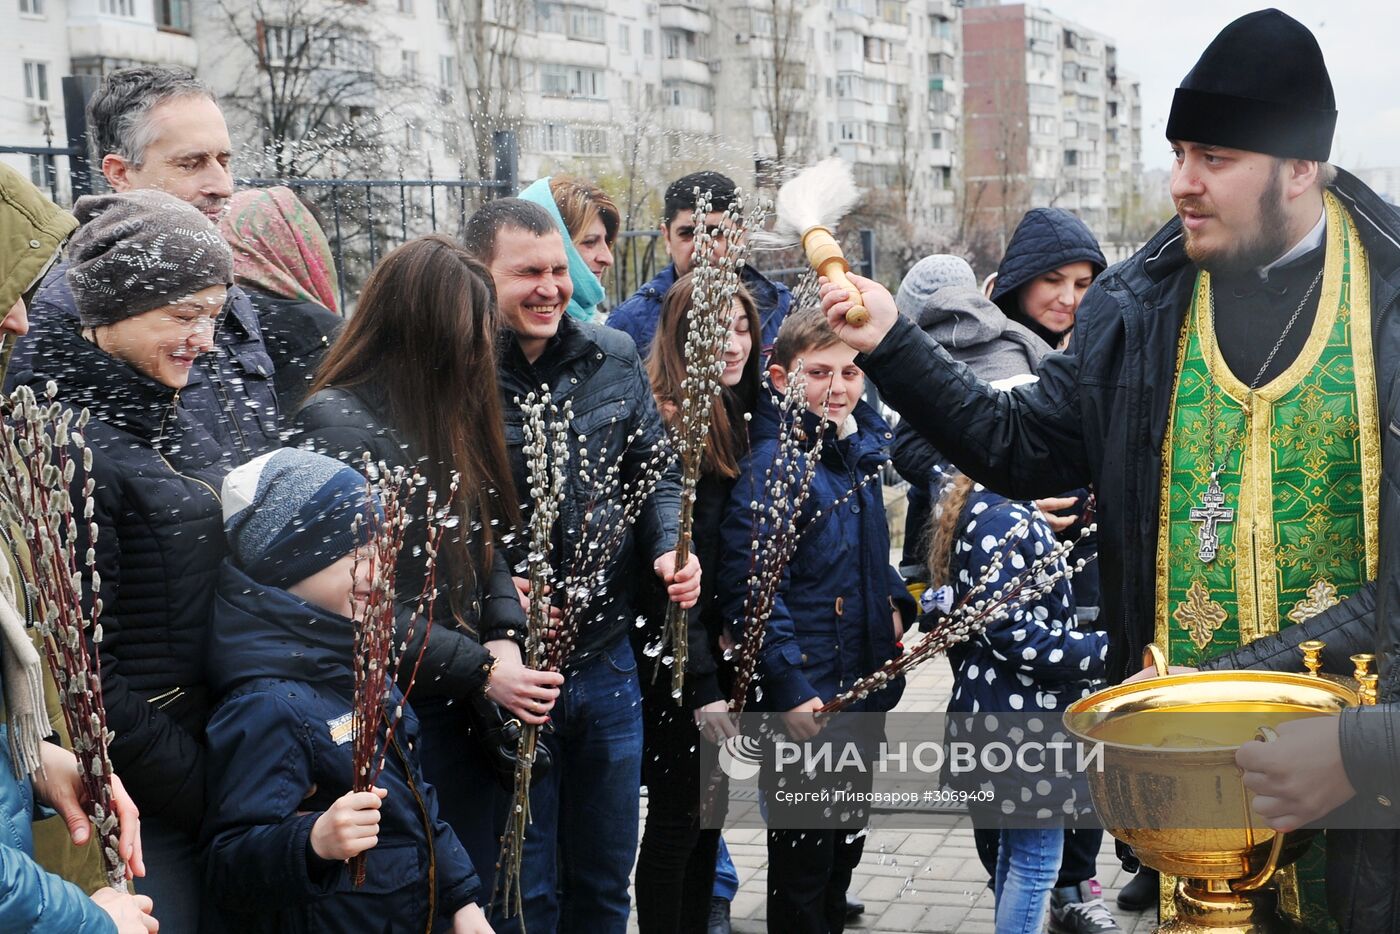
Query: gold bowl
1063 652 1357 932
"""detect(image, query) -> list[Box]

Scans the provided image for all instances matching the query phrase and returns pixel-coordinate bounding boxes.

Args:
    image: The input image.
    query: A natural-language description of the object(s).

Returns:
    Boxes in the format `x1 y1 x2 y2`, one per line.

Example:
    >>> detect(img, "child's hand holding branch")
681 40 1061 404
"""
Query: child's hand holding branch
311 787 386 861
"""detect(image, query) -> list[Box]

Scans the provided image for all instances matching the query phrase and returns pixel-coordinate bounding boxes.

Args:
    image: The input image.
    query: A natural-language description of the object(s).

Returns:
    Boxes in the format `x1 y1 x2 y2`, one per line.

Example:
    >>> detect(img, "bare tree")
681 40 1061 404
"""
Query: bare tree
753 0 811 170
443 0 529 179
212 0 421 179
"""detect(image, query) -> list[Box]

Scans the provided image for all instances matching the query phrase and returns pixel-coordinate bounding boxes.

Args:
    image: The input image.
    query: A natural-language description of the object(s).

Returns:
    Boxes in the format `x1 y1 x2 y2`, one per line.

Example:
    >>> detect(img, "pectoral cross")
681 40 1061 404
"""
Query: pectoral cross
1190 473 1233 564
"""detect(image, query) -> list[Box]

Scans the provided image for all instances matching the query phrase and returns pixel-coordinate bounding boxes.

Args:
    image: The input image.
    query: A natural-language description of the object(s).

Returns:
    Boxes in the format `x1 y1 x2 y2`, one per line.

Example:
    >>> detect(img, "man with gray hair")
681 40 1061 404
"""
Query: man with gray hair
6 65 280 465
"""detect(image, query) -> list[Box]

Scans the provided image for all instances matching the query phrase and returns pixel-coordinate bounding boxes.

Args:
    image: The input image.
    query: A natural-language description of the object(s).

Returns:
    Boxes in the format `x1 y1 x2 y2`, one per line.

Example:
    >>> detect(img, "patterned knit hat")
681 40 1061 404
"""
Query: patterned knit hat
67 189 233 327
222 449 376 590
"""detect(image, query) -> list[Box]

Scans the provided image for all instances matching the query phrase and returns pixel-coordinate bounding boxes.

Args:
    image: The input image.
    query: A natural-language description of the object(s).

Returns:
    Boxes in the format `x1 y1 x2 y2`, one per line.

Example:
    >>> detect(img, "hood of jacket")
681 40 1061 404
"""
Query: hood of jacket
903 284 1051 381
0 164 74 317
519 176 607 321
990 208 1107 307
207 560 355 697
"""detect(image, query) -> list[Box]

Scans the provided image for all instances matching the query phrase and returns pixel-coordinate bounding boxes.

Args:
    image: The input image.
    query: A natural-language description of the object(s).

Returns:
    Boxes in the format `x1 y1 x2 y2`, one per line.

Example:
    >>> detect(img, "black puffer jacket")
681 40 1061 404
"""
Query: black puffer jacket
10 261 281 465
498 315 682 663
244 287 342 418
988 208 1107 346
27 321 229 834
859 170 1400 931
291 380 526 701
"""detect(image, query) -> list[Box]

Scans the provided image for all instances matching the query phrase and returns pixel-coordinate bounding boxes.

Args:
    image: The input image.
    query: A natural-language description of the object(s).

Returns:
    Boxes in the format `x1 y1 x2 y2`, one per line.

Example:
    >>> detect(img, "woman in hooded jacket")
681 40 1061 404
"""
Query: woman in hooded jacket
986 207 1107 350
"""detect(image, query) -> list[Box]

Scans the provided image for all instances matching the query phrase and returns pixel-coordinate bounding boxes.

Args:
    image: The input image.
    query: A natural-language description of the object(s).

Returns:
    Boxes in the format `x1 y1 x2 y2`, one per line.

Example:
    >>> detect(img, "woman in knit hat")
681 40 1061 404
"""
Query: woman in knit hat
22 188 236 931
986 208 1107 349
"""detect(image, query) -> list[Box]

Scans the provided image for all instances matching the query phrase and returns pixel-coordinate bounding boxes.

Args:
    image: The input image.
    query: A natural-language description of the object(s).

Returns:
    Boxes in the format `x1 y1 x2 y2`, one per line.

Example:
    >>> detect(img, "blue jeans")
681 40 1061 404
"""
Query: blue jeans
492 637 643 934
994 828 1063 934
713 838 738 901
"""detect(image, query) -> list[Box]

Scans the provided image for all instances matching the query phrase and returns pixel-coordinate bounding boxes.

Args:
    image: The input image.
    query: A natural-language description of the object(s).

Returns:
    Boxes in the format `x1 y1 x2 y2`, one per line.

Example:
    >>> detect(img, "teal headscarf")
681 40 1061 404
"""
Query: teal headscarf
517 176 607 322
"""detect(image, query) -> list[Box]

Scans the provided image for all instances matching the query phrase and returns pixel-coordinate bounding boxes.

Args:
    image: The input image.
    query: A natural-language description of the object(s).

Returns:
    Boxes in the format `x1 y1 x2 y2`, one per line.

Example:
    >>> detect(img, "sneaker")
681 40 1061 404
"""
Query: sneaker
1049 880 1123 934
1115 867 1159 912
707 896 732 934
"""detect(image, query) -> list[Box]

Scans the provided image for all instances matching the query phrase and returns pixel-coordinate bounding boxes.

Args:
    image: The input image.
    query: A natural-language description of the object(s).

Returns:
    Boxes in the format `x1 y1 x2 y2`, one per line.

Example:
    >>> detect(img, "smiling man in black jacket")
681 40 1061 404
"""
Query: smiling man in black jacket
820 10 1400 932
464 197 698 934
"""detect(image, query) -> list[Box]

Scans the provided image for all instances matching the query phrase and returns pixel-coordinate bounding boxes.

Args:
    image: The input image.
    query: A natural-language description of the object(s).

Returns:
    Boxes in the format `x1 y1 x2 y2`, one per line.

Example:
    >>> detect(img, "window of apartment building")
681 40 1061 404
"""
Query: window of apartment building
1027 83 1056 106
663 80 712 111
618 23 630 53
930 130 943 150
540 63 570 96
1029 51 1053 75
570 66 604 98
22 61 49 108
574 126 607 155
1064 149 1078 167
1031 114 1057 135
663 30 682 59
156 0 191 32
439 54 456 88
404 123 422 149
825 77 833 98
838 121 860 142
436 0 449 20
751 11 773 37
929 14 953 39
30 154 56 190
863 36 889 64
1028 17 1054 41
540 123 569 153
928 89 952 113
570 7 604 41
100 0 135 17
402 50 419 78
643 29 654 56
397 0 413 14
19 0 45 17
927 52 952 77
827 121 834 142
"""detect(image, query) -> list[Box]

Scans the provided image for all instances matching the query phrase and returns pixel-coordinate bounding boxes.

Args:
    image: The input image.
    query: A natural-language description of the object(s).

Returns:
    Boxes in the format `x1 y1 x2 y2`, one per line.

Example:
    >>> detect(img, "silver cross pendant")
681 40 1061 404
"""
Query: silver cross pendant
1189 472 1234 564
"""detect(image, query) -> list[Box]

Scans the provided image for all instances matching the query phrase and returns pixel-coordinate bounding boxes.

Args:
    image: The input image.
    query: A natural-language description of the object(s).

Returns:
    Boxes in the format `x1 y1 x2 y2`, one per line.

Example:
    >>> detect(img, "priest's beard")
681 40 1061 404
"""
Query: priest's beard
1183 163 1292 276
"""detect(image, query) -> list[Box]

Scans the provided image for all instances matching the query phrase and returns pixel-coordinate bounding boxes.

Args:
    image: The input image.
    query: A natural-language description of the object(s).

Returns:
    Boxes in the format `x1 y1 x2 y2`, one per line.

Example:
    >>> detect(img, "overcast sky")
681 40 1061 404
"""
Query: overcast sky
1038 0 1400 172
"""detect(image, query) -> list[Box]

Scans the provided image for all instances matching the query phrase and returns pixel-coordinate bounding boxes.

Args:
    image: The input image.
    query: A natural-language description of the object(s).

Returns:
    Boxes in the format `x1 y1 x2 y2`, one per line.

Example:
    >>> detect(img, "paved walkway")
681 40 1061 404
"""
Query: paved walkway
630 659 1158 933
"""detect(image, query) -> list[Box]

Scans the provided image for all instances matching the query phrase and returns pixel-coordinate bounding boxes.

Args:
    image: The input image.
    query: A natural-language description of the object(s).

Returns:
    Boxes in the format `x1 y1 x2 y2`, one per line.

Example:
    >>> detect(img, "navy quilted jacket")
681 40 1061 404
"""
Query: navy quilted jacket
27 322 229 835
203 562 478 934
717 394 915 713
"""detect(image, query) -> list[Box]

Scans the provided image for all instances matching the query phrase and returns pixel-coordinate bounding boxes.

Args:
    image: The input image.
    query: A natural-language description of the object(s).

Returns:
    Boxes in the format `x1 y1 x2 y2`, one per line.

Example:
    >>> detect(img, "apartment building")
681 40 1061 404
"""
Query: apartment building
962 2 1142 246
3 0 198 199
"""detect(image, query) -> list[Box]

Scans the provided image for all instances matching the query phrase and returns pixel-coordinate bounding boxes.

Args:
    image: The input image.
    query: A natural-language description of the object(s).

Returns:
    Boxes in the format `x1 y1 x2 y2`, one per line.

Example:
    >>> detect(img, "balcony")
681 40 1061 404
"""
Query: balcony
659 3 709 35
68 20 197 68
660 57 712 86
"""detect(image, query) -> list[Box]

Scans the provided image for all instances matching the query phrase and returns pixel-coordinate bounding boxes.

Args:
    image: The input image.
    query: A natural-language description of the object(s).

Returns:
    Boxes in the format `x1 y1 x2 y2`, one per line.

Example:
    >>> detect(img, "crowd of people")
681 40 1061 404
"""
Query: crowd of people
2 8 1399 934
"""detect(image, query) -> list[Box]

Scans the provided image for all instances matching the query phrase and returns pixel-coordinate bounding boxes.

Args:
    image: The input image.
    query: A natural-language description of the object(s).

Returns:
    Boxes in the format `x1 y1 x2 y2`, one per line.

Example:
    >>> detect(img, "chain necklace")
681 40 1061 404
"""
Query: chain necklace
1191 265 1325 563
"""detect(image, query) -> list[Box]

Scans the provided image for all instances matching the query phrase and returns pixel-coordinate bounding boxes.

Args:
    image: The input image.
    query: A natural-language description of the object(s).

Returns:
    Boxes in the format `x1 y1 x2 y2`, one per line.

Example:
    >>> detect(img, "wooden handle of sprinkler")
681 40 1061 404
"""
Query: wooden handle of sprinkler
801 227 870 326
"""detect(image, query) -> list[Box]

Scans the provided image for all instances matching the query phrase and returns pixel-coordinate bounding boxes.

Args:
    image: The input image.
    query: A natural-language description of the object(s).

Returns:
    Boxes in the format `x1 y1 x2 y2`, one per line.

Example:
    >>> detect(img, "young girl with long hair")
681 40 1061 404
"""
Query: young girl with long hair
635 273 762 934
927 471 1107 934
292 235 563 896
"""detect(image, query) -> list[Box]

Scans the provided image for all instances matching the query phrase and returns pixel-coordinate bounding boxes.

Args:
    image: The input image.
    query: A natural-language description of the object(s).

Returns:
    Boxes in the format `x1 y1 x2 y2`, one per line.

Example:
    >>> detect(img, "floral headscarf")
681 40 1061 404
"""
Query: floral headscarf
220 186 339 313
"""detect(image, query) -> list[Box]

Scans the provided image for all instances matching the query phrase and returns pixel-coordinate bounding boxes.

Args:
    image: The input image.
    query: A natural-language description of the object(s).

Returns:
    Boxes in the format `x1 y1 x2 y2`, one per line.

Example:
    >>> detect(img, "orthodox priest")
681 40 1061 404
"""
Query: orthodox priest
820 9 1400 932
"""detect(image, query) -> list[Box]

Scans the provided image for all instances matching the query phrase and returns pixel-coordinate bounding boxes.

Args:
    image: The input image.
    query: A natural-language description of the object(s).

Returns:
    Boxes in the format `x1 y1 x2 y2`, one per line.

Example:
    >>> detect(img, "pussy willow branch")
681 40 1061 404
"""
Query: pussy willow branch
818 525 1097 714
726 368 829 716
661 185 769 700
496 390 568 925
0 384 126 890
349 461 457 887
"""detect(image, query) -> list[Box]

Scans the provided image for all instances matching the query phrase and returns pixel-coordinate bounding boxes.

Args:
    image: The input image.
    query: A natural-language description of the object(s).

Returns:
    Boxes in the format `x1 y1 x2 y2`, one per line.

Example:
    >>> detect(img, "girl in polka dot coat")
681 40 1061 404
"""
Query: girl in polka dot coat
927 476 1108 934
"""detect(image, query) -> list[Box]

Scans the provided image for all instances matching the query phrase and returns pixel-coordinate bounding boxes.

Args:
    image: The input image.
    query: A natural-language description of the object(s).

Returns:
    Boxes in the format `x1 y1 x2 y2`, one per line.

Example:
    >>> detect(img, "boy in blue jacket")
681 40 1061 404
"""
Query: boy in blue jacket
717 308 915 933
202 448 492 934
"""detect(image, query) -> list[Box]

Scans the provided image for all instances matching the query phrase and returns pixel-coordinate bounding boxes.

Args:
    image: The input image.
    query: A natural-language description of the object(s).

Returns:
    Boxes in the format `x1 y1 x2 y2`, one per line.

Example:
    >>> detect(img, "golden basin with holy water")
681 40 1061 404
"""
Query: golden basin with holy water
1063 643 1371 933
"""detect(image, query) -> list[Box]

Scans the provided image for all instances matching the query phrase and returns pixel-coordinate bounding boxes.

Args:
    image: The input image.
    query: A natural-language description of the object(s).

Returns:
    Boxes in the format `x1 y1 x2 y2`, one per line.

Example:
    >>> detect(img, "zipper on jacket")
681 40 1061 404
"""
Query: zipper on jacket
155 391 223 505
